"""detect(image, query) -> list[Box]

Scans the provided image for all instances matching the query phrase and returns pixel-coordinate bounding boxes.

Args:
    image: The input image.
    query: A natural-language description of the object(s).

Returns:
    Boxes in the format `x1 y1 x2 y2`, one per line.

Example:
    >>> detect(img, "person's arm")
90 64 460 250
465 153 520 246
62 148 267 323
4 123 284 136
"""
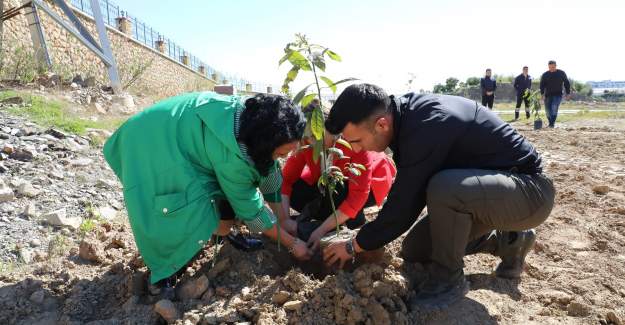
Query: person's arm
480 78 485 92
493 79 497 92
562 71 571 95
279 150 308 222
540 73 546 95
513 76 519 91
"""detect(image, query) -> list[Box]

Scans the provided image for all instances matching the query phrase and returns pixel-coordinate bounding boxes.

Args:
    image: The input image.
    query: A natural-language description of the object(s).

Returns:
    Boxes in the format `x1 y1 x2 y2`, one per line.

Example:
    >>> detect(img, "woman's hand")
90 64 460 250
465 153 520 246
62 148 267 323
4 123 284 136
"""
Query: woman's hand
290 239 313 261
281 218 298 236
306 227 325 252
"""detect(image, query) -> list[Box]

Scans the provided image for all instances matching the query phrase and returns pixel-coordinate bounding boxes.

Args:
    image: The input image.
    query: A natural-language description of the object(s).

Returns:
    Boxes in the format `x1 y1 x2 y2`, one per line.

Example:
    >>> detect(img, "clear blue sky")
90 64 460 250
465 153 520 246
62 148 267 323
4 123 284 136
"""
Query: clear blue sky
115 0 624 93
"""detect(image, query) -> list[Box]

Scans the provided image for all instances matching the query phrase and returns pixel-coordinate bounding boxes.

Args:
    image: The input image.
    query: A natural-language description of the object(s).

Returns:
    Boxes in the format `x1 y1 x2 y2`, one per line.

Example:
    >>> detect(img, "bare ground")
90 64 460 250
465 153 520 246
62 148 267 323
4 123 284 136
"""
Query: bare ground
1 116 624 325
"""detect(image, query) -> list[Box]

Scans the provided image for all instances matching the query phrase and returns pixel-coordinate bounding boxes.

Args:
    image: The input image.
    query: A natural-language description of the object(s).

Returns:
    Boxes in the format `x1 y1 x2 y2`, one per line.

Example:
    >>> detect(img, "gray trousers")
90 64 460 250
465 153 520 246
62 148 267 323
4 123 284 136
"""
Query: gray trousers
401 169 555 274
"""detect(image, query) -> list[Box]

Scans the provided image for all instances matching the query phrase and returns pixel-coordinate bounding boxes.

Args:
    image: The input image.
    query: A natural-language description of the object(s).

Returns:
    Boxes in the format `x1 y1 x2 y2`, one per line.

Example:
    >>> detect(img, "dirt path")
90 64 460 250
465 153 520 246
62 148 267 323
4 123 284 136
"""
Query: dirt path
1 117 624 324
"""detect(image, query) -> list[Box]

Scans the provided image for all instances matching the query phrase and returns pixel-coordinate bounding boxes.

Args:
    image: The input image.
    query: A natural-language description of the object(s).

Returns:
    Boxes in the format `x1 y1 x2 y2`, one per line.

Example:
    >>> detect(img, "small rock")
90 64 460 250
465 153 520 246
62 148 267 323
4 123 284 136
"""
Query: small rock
567 301 591 317
49 170 64 180
272 291 290 305
154 299 179 323
29 290 45 304
18 182 40 198
97 206 117 221
30 238 42 247
592 185 610 195
79 238 105 263
608 311 623 325
215 286 230 297
9 148 34 162
283 300 303 312
71 158 93 167
0 163 7 173
177 275 209 300
42 208 81 229
0 179 15 202
0 96 24 105
96 178 117 189
84 76 96 87
2 144 14 154
70 82 80 90
45 128 67 139
19 248 33 263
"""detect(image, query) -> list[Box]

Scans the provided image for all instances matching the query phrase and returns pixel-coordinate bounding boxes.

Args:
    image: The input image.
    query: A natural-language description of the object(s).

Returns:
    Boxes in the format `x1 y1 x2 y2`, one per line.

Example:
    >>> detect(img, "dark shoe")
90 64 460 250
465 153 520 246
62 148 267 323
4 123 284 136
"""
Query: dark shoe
494 229 536 279
526 111 531 119
410 263 469 310
514 112 519 120
226 232 264 252
148 275 177 300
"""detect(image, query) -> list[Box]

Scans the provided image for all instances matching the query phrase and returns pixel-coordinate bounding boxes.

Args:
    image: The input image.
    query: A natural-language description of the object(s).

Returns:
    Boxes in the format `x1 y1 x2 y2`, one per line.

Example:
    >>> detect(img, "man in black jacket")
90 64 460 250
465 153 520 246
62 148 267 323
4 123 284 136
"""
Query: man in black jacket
480 68 497 109
514 66 532 120
323 84 555 309
540 60 571 127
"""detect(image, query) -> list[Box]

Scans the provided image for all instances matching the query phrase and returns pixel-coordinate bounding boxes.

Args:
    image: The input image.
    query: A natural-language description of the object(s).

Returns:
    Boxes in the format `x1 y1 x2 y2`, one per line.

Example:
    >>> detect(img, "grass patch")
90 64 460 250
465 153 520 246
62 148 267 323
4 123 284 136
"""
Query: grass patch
0 90 125 135
499 110 625 126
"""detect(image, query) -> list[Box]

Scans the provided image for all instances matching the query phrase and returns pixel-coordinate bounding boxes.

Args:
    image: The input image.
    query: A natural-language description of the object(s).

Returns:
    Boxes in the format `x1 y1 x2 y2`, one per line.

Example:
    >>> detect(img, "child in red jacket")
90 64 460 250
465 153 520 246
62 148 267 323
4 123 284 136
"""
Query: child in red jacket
281 130 396 252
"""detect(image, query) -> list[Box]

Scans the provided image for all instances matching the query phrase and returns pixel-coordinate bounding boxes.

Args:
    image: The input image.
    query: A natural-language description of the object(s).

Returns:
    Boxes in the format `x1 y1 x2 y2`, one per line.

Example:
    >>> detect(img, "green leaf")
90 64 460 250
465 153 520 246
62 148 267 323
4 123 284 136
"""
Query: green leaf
312 139 323 163
312 54 326 72
320 76 336 93
278 49 292 66
311 107 324 140
352 163 366 171
293 83 314 104
329 77 359 87
286 67 299 83
335 138 352 149
328 147 344 158
288 51 312 71
325 49 342 62
348 167 361 176
301 93 317 108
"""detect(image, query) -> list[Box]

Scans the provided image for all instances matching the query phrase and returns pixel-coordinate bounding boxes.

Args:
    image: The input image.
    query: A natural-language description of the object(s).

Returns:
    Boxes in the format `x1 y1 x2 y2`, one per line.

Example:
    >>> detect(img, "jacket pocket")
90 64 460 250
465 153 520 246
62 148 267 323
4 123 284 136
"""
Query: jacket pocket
154 192 187 217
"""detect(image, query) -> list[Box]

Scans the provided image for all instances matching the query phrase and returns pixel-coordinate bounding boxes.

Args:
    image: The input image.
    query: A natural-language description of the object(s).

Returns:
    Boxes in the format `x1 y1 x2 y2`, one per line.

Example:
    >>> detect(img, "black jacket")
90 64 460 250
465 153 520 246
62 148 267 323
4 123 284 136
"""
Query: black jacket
540 69 571 97
355 93 543 250
514 74 532 95
480 77 497 95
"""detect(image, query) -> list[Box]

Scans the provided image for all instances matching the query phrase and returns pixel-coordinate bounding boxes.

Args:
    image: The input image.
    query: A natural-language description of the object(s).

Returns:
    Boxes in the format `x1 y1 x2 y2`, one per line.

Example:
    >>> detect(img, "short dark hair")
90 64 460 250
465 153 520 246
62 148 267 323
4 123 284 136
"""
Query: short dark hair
523 66 528 69
486 68 492 72
325 83 390 134
239 94 306 176
548 60 556 65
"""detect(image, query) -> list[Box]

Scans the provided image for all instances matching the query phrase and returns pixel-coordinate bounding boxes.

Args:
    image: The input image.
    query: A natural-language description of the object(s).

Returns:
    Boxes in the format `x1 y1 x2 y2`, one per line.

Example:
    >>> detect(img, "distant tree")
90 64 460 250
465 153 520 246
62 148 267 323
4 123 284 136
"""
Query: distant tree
433 83 446 94
466 77 480 87
445 77 459 92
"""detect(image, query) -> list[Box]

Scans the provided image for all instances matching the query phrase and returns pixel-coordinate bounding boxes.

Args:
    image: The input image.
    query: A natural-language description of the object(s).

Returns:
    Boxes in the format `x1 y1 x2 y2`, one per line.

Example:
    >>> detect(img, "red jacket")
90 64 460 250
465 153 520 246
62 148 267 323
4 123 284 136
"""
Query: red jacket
281 143 397 218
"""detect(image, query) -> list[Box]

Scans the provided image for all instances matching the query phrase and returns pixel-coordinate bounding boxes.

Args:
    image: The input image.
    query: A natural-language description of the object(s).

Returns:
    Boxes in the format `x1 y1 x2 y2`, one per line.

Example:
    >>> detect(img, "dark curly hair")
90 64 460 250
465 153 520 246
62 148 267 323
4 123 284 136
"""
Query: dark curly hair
239 94 306 176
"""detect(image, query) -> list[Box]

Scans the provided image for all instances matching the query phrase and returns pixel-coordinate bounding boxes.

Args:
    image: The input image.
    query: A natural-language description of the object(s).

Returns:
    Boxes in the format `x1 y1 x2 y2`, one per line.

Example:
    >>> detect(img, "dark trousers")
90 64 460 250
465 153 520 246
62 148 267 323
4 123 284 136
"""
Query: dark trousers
290 179 373 231
400 169 555 275
481 94 494 109
516 94 531 119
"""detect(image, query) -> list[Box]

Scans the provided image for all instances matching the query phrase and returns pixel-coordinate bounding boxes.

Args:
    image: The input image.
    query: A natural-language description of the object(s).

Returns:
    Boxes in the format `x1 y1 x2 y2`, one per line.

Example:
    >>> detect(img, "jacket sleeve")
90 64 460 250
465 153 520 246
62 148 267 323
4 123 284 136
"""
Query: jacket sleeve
214 162 276 232
355 112 461 250
480 78 485 90
281 149 309 196
493 79 497 91
259 161 283 203
540 73 546 94
562 71 571 95
513 76 519 91
337 152 373 218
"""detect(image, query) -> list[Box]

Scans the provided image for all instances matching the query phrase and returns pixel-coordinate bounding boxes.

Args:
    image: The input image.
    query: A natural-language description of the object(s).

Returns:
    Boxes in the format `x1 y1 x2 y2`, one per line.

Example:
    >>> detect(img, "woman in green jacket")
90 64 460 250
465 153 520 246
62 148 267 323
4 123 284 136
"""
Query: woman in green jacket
103 92 311 294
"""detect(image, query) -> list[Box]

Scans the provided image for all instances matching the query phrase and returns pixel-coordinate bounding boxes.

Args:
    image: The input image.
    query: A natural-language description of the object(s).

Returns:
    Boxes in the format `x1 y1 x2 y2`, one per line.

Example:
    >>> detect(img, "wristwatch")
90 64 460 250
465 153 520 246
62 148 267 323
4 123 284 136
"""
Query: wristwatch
345 238 355 257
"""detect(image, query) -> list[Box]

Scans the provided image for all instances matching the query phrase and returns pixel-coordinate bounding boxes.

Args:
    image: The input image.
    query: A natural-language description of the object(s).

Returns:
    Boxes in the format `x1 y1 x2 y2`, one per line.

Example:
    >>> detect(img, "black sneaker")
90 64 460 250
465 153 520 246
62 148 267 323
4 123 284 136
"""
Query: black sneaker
494 229 536 279
148 275 177 300
226 232 264 252
410 264 469 310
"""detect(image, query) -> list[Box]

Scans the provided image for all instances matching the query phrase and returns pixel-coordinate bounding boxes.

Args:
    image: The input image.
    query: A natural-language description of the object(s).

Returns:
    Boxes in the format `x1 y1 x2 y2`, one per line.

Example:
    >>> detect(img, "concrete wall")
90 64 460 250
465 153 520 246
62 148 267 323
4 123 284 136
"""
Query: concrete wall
1 0 216 98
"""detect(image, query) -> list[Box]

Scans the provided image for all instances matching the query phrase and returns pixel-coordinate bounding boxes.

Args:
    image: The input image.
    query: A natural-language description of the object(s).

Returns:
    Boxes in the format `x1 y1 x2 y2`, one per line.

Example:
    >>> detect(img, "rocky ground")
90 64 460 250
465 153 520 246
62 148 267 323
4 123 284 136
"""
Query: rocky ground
1 97 624 324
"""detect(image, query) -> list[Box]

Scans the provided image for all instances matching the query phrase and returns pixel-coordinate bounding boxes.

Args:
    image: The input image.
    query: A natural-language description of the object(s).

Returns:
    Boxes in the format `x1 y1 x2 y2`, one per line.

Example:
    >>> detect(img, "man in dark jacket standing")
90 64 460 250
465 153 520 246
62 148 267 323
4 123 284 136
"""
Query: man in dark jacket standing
480 68 497 109
514 66 532 120
323 84 555 309
540 60 571 127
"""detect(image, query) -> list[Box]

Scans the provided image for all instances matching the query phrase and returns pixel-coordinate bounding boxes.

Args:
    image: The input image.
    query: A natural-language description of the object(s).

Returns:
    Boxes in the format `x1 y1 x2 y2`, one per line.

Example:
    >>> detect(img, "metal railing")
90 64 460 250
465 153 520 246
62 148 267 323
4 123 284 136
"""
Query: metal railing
68 0 275 93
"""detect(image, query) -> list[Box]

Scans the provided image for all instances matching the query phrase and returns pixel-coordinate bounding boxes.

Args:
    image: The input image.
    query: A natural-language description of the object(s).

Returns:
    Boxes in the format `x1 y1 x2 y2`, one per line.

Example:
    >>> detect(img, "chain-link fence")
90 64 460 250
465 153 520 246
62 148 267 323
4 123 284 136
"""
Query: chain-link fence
68 0 275 93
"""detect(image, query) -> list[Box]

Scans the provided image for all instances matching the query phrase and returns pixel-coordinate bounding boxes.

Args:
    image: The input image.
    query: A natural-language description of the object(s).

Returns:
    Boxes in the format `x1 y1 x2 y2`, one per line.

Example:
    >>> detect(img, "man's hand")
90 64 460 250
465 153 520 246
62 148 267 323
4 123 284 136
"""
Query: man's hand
290 239 313 261
566 94 572 100
323 239 352 269
306 227 325 252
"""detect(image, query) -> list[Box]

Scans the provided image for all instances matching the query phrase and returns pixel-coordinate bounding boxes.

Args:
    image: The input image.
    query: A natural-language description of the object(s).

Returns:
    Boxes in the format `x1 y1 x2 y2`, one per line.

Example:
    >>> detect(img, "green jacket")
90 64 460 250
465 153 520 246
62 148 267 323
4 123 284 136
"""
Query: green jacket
103 92 278 283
